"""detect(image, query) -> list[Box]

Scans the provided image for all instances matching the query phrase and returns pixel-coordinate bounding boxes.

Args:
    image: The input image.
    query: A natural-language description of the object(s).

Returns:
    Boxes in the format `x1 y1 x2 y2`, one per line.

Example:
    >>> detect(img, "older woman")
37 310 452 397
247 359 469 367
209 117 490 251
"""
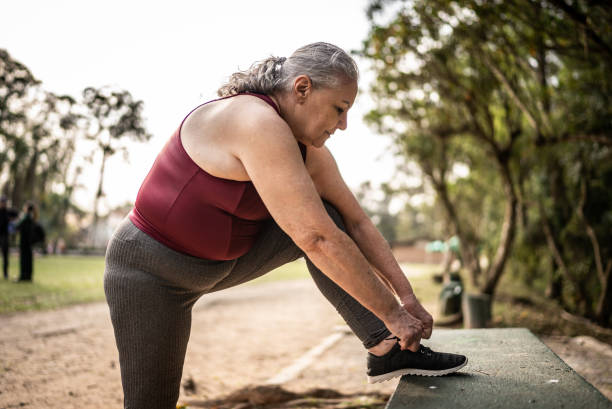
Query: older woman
104 42 466 409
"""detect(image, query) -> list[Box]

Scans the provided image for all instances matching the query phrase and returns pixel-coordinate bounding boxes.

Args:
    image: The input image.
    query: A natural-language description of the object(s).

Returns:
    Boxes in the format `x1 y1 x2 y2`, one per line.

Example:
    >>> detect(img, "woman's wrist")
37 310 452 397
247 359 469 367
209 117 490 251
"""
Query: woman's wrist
382 301 407 325
399 293 419 307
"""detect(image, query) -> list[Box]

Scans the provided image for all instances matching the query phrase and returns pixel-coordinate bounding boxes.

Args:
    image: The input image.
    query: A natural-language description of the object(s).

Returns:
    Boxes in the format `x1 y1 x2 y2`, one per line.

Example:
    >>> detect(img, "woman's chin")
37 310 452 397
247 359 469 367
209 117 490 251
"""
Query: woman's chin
314 135 331 147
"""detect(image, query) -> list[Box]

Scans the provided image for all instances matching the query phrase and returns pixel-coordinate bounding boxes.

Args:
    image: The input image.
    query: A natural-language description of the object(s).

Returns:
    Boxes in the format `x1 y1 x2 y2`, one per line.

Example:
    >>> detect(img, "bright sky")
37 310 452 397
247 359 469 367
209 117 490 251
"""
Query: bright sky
1 0 400 212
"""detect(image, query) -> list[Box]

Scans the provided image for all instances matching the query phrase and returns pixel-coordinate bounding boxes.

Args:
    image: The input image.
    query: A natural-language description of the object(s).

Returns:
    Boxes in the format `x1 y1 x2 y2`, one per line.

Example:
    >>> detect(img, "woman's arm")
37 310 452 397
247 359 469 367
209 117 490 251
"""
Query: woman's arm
307 146 433 338
349 217 434 338
227 106 423 351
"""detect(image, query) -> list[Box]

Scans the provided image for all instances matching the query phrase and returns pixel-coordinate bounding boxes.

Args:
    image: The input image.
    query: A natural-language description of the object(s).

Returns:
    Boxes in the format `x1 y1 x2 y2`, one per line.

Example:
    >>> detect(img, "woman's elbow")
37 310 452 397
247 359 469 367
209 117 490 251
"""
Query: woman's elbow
294 230 328 254
293 225 342 255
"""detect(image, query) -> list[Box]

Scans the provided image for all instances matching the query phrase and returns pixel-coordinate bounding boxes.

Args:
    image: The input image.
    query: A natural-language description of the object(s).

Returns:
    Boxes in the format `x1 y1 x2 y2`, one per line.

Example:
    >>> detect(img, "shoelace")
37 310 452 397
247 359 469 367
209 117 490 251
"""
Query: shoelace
385 336 399 341
385 336 433 356
419 345 433 356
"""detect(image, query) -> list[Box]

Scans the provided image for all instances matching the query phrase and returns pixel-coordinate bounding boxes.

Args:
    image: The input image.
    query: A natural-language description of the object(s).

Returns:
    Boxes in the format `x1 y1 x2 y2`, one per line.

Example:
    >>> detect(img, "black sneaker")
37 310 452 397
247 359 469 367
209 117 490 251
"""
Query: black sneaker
367 343 467 383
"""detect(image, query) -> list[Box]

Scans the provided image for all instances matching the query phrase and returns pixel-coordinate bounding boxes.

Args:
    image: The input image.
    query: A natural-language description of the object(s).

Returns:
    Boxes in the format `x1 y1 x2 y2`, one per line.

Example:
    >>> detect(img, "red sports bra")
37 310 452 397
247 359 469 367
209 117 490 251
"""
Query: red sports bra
129 93 306 260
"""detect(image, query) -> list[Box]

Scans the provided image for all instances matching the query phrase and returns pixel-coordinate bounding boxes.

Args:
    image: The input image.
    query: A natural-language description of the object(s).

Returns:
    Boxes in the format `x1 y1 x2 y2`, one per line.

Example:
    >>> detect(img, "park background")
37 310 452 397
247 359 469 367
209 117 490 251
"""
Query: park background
1 1 611 406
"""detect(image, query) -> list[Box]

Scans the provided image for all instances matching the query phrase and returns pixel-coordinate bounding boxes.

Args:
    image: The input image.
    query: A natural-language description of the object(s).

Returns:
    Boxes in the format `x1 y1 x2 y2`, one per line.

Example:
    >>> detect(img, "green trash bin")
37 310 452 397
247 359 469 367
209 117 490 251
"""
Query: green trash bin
438 281 463 317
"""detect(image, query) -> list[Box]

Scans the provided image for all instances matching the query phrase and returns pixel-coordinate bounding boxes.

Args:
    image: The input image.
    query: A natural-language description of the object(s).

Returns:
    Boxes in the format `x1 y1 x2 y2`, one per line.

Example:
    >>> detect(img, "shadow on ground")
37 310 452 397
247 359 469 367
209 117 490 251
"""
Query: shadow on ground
178 384 389 409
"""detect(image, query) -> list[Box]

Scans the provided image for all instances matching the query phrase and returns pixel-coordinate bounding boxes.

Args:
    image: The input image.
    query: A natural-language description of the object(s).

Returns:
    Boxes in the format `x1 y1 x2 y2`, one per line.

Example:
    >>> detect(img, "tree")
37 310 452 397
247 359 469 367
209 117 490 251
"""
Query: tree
36 94 88 241
361 0 612 324
0 48 40 202
1 50 153 250
362 0 522 299
1 50 83 212
81 86 151 243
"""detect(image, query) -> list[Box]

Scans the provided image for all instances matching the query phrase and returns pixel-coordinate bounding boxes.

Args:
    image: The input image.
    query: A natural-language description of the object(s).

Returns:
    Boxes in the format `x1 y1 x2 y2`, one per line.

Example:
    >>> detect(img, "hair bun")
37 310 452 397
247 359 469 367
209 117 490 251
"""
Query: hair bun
217 42 358 97
275 57 286 71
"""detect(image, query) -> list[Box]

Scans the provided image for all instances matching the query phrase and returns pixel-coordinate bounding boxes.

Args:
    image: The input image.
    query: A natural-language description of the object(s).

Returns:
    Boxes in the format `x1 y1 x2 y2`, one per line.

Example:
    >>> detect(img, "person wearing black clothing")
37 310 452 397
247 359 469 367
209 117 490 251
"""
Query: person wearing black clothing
0 196 18 279
15 202 37 282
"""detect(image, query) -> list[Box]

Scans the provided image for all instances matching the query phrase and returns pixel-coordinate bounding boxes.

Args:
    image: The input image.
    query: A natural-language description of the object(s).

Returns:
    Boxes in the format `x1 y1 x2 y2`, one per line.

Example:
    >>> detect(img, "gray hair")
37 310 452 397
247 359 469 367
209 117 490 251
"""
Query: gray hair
217 42 359 97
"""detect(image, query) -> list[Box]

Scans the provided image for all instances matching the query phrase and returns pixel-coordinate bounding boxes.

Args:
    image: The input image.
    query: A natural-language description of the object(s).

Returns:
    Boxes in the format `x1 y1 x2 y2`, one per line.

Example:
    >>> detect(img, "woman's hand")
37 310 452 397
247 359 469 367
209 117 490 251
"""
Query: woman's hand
384 307 424 352
401 295 434 339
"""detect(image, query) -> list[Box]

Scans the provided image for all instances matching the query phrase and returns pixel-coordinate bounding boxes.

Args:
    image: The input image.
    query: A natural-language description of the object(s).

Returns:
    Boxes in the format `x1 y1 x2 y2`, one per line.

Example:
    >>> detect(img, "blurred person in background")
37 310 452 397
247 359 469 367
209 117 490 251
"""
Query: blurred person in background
0 196 18 279
15 201 38 282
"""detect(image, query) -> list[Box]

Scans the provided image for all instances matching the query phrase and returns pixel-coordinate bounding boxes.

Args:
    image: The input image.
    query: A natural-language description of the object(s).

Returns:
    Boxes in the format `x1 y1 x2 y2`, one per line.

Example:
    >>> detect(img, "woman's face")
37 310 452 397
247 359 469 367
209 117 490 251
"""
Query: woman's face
288 77 358 148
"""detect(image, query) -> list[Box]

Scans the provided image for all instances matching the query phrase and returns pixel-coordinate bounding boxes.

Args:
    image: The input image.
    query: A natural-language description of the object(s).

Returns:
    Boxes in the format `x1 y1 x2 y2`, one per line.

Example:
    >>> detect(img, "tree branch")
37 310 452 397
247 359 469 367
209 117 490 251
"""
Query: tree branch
481 159 518 295
480 53 539 131
465 98 497 149
425 157 482 287
536 133 612 146
429 124 471 139
548 0 612 60
577 178 606 284
539 200 574 284
596 258 612 325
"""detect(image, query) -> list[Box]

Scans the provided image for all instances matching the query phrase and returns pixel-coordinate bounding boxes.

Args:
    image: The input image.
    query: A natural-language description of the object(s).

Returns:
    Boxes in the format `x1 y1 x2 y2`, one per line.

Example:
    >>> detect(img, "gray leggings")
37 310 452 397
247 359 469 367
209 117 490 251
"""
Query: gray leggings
104 202 390 409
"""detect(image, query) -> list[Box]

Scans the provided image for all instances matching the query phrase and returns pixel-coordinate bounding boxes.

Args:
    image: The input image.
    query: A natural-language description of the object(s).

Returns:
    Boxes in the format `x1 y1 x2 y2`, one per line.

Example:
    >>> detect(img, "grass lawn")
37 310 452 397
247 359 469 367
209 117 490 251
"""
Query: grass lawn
0 254 440 315
1 254 107 313
3 254 607 345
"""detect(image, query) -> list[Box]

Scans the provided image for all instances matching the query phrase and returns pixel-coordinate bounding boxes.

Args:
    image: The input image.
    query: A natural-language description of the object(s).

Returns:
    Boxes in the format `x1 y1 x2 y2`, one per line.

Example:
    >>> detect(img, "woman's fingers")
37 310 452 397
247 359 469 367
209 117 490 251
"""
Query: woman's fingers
401 296 434 339
399 337 421 352
421 320 433 339
385 308 423 352
418 311 433 339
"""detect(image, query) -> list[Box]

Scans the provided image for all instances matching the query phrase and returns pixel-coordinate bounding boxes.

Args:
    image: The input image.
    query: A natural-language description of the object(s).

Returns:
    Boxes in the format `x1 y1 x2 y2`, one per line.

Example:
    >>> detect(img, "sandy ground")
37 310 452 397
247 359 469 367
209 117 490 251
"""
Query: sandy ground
1 276 611 409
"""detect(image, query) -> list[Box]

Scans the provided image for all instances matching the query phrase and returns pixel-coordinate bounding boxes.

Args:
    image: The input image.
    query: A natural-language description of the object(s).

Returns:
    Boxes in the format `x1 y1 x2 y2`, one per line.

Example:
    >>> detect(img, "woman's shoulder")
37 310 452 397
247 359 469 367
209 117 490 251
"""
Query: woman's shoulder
186 93 284 135
181 94 290 181
225 94 285 128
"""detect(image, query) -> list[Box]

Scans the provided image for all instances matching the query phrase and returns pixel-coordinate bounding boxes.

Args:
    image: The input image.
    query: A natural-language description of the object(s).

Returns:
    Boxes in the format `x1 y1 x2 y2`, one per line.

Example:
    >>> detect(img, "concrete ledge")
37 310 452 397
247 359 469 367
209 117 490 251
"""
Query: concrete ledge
386 328 612 409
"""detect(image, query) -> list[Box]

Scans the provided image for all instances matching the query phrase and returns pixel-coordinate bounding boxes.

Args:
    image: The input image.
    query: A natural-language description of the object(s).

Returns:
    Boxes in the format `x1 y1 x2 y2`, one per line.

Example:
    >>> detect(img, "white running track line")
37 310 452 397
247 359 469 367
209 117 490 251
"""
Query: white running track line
265 331 345 385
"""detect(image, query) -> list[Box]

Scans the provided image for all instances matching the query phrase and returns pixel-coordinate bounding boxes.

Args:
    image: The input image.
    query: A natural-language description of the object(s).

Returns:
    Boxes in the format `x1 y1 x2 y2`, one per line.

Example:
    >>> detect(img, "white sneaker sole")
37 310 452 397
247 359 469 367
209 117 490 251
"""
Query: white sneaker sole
367 358 468 384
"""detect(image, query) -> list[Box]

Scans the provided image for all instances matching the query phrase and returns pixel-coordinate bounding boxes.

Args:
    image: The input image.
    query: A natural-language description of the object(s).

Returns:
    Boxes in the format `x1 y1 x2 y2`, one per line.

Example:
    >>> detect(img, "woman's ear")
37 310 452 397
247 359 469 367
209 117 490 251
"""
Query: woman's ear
293 75 312 103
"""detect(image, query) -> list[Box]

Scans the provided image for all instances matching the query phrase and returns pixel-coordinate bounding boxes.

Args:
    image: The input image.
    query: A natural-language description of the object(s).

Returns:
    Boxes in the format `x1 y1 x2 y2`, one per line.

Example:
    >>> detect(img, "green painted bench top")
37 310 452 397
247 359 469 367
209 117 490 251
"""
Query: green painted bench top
386 328 611 409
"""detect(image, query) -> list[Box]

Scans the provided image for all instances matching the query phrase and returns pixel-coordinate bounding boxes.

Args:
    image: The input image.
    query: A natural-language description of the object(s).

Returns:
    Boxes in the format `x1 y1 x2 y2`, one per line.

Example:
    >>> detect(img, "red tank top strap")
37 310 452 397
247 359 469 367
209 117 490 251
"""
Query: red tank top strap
181 92 280 125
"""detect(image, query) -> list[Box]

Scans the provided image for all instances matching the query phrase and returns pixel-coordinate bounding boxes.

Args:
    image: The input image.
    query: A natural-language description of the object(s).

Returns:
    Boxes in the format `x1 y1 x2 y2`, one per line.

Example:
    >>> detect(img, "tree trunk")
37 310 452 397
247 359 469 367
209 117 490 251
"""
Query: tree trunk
481 160 518 296
431 176 482 287
540 201 574 280
577 178 610 322
545 257 563 301
596 261 612 326
23 148 38 202
91 149 108 247
576 272 594 318
58 168 80 237
10 173 23 209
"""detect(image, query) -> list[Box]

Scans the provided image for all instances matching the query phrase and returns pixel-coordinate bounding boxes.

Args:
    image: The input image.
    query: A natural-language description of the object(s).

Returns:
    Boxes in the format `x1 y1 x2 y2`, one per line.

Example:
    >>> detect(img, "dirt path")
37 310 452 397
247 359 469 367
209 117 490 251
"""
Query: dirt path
1 277 611 409
0 278 396 409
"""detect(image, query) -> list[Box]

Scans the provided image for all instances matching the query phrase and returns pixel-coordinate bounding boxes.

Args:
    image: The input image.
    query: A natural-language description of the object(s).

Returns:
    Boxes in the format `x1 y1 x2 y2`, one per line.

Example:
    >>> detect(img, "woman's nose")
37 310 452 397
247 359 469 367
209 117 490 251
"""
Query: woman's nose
337 112 348 130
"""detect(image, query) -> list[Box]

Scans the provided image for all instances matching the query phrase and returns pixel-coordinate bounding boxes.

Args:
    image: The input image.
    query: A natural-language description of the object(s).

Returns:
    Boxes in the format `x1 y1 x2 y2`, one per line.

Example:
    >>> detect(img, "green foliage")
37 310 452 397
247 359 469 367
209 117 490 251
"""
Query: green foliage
0 49 151 247
361 0 612 325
